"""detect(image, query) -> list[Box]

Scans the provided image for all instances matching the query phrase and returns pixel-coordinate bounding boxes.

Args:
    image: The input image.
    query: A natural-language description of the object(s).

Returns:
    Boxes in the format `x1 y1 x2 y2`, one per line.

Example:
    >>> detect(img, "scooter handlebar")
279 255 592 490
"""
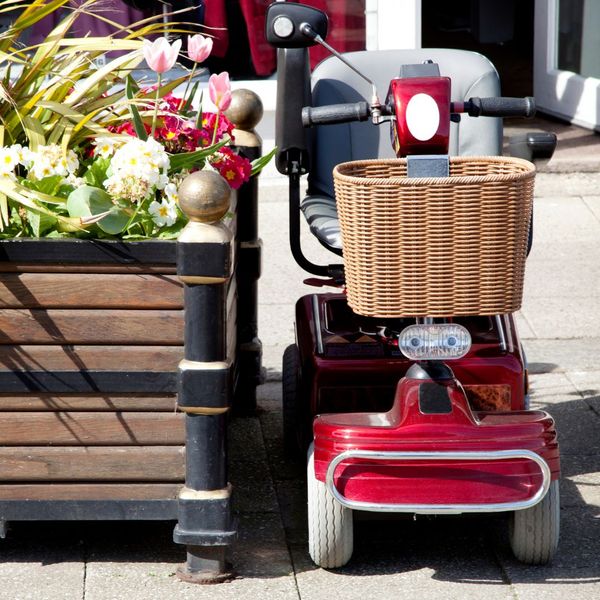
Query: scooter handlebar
302 96 534 127
302 101 370 127
462 96 536 118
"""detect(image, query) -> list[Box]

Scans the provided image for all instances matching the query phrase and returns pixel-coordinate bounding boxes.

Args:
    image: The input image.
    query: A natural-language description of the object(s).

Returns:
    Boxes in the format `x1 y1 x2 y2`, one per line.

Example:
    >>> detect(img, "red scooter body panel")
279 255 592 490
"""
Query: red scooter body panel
295 294 527 422
312 375 560 507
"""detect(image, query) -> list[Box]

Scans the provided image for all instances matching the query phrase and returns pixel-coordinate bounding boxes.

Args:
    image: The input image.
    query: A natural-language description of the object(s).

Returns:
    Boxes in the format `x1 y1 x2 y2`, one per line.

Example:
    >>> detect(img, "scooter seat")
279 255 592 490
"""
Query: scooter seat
301 194 343 255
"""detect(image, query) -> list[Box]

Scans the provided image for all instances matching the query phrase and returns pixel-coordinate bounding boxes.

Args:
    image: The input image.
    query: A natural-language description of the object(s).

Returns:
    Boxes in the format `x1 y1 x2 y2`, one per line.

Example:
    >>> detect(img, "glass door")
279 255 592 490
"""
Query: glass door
534 0 600 130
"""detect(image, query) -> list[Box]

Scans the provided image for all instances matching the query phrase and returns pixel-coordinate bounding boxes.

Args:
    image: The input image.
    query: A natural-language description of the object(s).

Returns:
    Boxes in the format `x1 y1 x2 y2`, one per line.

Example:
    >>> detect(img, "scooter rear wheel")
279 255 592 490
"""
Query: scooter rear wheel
307 443 354 568
509 479 560 564
282 344 302 458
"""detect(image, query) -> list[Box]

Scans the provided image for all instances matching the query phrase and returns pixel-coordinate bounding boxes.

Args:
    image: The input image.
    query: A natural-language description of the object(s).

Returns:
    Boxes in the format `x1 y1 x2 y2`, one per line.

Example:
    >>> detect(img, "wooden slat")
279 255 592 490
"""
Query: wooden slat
0 309 184 344
0 345 182 372
0 412 185 446
0 483 182 500
0 273 183 309
0 264 177 274
0 446 184 482
0 394 177 412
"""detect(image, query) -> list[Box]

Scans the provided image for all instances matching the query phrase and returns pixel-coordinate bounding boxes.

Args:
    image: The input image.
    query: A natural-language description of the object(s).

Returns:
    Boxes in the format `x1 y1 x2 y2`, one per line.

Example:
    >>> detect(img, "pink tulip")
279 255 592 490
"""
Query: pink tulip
188 34 213 64
209 72 232 112
143 37 182 74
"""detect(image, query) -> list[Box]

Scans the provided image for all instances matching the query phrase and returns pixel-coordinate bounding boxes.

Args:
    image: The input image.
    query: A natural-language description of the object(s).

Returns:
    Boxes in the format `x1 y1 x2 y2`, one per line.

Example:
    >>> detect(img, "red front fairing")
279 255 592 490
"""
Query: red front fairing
312 376 560 507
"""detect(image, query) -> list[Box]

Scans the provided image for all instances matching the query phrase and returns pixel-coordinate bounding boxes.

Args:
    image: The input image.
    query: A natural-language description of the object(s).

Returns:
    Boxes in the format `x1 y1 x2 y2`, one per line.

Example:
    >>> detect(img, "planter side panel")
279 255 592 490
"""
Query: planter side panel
0 251 186 502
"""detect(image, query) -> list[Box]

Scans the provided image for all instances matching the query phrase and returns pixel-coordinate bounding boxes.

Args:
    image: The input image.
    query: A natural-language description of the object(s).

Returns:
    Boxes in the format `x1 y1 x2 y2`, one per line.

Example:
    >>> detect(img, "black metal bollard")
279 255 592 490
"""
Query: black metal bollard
225 90 265 414
173 169 236 584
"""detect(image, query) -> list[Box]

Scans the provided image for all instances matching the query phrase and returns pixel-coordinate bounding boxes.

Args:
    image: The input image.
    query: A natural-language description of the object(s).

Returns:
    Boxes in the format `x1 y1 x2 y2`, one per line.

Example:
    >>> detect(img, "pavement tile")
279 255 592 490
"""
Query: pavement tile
561 455 600 509
83 515 297 600
0 523 84 600
535 400 600 456
532 196 600 243
292 515 514 600
521 297 600 339
523 339 600 374
228 416 269 463
263 342 289 380
582 195 600 222
273 479 308 546
565 371 600 398
499 507 600 598
515 312 537 339
257 381 283 407
534 172 600 197
523 258 600 299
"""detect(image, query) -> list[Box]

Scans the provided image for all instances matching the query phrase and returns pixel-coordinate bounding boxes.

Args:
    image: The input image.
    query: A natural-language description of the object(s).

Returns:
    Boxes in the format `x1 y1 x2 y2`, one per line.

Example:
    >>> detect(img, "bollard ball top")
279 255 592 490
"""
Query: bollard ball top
224 89 264 131
178 170 231 223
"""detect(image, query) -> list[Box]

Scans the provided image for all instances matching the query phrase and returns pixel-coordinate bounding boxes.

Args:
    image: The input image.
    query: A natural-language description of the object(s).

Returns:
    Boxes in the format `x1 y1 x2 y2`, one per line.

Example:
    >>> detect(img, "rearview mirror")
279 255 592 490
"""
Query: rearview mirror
265 2 328 48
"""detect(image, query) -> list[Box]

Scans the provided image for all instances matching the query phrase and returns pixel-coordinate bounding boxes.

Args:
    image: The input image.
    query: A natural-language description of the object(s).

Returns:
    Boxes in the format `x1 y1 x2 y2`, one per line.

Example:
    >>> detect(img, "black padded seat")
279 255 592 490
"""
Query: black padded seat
304 48 503 255
301 194 342 255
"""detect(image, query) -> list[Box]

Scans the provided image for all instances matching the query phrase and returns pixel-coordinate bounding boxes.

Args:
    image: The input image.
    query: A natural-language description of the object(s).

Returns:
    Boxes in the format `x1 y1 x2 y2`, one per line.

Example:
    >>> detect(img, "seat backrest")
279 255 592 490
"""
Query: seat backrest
308 48 502 198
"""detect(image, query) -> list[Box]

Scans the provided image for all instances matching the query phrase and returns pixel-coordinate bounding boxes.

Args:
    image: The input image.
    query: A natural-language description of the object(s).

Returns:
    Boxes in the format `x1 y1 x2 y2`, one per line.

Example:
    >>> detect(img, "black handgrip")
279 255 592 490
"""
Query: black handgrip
302 102 370 127
465 96 536 118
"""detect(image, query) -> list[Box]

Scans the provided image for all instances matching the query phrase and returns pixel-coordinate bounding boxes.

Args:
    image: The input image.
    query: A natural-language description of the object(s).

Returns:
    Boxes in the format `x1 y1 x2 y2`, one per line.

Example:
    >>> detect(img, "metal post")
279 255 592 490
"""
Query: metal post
225 90 265 414
173 170 236 584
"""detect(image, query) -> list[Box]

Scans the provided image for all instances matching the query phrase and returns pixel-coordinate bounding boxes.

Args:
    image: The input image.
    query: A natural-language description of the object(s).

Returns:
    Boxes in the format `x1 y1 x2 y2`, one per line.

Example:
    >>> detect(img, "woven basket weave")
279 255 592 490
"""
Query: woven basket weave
333 156 535 317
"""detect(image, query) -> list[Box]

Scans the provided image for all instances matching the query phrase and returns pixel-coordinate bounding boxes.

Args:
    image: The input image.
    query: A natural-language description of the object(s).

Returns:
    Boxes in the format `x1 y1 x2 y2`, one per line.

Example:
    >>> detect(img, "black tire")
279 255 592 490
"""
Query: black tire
282 344 302 458
509 479 560 564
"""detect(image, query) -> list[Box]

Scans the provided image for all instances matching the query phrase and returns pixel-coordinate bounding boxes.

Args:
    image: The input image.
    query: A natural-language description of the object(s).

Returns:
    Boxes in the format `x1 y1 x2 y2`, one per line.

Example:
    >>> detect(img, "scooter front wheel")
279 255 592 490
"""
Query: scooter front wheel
307 443 354 568
509 479 560 564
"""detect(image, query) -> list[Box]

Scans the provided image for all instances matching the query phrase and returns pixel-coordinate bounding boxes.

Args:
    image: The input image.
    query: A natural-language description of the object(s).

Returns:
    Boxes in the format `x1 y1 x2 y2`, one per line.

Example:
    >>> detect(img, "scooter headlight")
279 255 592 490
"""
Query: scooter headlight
398 324 471 360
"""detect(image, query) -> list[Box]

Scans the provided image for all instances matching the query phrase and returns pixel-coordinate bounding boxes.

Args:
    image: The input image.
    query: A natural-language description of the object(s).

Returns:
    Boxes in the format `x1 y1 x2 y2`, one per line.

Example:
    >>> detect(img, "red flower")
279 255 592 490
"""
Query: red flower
210 147 252 189
202 112 235 143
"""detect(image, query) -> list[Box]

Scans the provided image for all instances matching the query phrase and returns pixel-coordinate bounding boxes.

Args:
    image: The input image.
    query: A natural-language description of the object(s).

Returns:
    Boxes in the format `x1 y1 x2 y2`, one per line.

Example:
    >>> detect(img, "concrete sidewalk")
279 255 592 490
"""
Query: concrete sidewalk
1 125 600 599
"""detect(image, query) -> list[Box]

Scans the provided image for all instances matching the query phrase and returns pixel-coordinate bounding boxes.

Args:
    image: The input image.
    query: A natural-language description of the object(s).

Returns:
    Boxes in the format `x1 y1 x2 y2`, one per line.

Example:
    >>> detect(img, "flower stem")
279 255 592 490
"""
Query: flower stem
151 73 162 139
211 109 220 146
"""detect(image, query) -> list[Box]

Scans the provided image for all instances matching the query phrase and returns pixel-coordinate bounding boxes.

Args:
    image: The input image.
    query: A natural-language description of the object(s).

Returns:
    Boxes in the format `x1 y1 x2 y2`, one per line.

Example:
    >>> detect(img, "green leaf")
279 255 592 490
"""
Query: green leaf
27 209 57 237
182 80 200 115
84 157 111 188
250 147 277 177
22 116 46 150
66 185 130 235
21 175 63 196
168 138 229 174
125 75 148 141
156 219 186 239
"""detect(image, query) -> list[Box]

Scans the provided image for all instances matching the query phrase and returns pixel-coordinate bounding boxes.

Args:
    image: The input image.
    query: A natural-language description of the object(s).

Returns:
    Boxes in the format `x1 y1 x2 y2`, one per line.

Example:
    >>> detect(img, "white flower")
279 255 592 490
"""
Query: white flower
103 138 171 203
94 137 119 158
155 173 169 190
65 173 85 187
25 144 79 180
65 149 79 174
164 182 179 203
18 146 34 169
149 198 178 227
0 145 22 175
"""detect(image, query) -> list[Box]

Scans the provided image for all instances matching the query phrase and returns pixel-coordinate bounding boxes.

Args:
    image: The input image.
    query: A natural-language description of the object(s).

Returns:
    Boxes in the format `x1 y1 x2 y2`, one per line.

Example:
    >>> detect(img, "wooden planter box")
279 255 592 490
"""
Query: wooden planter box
0 239 194 521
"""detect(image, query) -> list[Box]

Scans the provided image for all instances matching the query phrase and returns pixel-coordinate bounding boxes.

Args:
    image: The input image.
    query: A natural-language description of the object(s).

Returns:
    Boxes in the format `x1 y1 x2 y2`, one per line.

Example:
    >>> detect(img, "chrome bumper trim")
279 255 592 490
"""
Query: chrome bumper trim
325 449 551 514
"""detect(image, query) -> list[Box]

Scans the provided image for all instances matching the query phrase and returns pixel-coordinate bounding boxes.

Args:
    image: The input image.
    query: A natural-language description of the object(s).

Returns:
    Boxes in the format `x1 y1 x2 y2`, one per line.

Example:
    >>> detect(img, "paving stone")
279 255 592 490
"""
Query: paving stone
0 523 84 600
499 507 600 599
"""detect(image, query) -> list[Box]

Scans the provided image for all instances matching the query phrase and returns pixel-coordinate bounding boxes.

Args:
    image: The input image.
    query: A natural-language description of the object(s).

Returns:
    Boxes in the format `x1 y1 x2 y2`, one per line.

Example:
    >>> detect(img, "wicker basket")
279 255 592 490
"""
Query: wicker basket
333 156 535 317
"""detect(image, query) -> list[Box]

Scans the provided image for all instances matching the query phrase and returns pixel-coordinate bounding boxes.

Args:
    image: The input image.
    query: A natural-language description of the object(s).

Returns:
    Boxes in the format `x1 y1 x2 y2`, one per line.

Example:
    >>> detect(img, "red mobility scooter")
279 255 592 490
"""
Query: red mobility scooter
265 2 560 569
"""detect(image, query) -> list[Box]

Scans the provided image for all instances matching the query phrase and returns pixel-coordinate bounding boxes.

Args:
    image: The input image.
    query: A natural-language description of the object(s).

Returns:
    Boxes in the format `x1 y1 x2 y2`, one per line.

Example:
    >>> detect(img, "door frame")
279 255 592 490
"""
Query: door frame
534 0 600 130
